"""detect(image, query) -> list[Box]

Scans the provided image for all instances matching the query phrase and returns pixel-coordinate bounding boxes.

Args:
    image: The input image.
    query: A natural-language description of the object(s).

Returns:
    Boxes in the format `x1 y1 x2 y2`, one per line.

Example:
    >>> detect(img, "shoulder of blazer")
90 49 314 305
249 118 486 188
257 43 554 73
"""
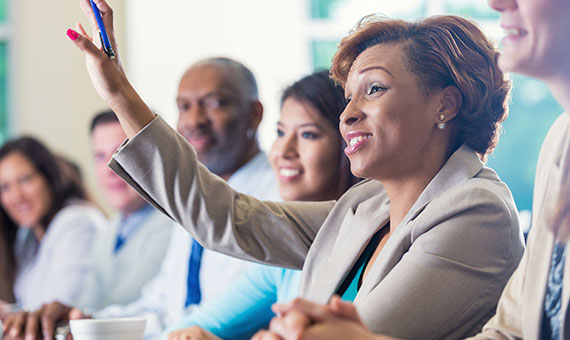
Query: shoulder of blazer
335 179 388 212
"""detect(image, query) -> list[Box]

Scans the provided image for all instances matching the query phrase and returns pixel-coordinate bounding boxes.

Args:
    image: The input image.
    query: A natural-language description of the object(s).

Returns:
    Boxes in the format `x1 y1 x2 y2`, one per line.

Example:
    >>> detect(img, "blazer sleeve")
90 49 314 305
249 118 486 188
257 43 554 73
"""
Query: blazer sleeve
463 258 526 340
357 183 525 340
109 116 335 269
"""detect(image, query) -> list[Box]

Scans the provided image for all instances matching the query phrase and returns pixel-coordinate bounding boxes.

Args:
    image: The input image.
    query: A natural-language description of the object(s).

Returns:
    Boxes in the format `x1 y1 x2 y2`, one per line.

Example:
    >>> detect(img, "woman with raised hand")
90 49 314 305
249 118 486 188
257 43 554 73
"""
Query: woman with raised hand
67 2 524 339
0 137 105 316
255 0 570 339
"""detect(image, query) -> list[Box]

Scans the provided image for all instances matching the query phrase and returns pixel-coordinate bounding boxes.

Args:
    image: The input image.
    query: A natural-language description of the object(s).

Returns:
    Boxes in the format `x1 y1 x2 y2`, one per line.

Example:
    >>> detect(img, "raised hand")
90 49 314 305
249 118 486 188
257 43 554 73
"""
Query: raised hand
67 0 155 138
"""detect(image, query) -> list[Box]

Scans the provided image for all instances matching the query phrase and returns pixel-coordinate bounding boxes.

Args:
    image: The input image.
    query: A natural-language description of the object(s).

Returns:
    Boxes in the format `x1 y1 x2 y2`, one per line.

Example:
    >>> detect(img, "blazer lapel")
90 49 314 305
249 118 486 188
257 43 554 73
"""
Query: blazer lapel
404 145 484 223
356 145 484 300
309 195 390 302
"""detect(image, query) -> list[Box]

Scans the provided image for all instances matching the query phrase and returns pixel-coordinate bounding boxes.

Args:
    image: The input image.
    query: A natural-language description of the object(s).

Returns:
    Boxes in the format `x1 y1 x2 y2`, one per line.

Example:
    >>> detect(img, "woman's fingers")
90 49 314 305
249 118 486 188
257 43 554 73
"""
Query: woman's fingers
67 28 105 59
78 0 98 31
268 311 312 340
76 21 100 51
76 22 90 39
328 295 364 324
251 330 283 340
79 0 117 54
272 298 335 323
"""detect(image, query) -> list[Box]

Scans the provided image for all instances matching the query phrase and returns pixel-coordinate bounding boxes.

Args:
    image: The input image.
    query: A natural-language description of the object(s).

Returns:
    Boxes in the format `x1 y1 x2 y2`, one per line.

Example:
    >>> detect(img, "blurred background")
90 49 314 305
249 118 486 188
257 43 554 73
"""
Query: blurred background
1 0 562 229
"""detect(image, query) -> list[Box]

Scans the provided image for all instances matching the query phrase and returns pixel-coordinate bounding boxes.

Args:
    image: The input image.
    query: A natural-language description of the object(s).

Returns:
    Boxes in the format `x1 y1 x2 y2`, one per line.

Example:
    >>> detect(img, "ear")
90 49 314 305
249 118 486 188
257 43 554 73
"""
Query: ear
435 85 462 124
249 100 264 130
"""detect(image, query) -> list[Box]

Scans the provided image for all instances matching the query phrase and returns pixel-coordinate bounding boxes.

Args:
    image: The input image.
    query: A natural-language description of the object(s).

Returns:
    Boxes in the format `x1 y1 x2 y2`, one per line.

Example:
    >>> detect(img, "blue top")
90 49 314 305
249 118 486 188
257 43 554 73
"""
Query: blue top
165 265 301 340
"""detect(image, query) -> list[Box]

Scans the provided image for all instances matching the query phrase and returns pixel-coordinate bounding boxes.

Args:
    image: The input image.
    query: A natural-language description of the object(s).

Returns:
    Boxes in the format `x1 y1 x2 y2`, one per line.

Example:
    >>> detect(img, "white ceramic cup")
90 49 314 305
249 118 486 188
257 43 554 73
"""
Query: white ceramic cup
69 317 146 340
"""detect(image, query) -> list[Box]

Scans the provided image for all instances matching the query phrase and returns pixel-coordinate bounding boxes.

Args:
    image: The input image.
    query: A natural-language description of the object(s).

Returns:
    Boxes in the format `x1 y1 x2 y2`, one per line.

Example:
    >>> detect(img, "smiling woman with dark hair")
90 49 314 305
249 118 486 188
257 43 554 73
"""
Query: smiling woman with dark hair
164 70 357 340
0 137 105 312
62 2 525 339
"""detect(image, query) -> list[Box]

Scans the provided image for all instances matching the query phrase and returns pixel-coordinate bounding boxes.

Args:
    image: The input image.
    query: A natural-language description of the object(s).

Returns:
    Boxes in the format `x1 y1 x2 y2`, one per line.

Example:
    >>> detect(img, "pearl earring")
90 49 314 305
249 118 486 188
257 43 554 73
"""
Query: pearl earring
437 114 446 130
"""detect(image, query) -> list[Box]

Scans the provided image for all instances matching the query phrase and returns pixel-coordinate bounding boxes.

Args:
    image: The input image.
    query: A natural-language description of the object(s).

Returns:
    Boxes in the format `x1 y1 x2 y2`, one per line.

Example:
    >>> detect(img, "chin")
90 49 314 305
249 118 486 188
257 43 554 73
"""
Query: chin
278 187 300 201
498 48 537 75
349 165 368 180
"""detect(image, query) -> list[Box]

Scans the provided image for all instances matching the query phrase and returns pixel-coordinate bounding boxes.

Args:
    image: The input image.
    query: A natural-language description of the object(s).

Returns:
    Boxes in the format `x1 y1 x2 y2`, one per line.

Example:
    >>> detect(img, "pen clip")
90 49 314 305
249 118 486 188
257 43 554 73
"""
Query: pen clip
98 32 116 60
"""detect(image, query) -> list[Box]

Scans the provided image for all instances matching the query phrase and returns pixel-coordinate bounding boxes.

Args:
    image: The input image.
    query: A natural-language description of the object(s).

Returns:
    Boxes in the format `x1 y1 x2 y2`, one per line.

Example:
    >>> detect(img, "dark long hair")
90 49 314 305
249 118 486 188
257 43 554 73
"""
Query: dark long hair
281 70 360 197
0 137 88 301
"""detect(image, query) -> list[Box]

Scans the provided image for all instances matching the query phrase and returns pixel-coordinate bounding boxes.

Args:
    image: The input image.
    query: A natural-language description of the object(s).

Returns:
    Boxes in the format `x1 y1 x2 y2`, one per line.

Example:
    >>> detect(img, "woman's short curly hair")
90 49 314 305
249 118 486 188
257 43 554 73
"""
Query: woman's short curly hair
331 15 511 159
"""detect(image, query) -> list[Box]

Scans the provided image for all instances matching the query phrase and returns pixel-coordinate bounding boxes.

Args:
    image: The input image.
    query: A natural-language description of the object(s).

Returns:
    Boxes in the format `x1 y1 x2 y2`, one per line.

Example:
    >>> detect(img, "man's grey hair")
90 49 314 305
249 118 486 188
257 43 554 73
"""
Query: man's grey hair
194 57 259 101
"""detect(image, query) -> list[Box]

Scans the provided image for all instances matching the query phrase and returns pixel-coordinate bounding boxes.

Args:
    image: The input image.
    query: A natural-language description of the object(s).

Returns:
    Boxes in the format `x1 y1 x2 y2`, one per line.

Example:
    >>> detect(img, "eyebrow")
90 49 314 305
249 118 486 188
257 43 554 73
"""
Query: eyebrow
176 91 227 102
360 66 394 78
277 122 323 130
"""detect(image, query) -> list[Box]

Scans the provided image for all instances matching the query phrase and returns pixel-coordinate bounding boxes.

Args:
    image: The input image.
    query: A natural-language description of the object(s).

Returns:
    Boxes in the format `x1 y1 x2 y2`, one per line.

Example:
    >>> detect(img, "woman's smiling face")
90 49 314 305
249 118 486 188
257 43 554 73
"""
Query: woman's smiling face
270 97 342 202
340 43 443 181
489 0 570 78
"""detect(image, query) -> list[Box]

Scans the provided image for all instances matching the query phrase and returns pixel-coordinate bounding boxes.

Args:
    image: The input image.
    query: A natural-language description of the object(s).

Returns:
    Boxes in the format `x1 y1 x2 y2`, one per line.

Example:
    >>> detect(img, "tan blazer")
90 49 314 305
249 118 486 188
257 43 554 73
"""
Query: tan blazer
110 116 524 340
468 113 570 340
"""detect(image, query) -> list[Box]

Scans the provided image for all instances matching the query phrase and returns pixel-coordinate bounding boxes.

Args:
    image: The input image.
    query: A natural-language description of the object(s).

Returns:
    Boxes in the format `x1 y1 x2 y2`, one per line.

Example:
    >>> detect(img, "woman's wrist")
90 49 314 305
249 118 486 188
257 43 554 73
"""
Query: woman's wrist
107 82 156 139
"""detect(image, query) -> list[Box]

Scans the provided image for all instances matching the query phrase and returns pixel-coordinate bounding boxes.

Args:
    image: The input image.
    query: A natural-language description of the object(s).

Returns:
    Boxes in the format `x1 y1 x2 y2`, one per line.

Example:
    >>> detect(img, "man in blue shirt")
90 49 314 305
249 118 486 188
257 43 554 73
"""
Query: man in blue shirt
79 111 174 309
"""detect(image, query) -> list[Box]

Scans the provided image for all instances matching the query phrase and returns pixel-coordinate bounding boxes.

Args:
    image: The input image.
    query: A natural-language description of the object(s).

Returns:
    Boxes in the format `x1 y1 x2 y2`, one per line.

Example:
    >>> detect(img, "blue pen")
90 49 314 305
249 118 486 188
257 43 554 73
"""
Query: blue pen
90 0 116 59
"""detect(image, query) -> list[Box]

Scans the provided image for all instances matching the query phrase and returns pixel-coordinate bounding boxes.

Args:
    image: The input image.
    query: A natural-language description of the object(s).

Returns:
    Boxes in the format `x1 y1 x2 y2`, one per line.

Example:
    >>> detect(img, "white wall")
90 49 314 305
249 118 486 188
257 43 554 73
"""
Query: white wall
123 0 313 152
12 0 125 214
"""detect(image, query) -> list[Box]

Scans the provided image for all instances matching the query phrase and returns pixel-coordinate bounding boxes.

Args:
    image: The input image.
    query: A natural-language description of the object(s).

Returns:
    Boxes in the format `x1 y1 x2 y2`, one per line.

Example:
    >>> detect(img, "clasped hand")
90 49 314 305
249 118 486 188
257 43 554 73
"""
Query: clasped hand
251 296 375 340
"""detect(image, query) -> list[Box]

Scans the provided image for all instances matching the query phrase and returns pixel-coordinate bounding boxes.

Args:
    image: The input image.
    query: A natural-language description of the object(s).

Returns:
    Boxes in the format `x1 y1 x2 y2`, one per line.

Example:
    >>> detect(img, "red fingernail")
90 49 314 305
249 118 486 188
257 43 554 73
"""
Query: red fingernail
66 29 79 41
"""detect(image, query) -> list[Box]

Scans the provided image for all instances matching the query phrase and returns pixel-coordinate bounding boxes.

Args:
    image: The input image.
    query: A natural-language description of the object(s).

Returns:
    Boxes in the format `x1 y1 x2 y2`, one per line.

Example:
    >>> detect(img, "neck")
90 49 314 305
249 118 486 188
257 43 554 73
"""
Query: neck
32 225 45 241
380 141 453 228
545 72 570 115
121 199 148 218
218 144 260 181
382 176 433 229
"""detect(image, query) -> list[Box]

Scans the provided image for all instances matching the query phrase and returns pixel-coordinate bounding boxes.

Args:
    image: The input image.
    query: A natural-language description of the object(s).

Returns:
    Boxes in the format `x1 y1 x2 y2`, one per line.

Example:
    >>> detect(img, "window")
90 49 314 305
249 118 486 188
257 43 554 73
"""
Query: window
307 0 561 229
0 0 9 145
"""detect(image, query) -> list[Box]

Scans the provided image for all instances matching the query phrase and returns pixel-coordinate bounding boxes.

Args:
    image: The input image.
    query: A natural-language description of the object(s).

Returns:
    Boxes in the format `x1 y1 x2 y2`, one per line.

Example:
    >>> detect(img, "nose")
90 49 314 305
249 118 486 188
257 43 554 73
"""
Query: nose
339 100 364 129
177 103 210 131
276 133 299 160
489 0 517 12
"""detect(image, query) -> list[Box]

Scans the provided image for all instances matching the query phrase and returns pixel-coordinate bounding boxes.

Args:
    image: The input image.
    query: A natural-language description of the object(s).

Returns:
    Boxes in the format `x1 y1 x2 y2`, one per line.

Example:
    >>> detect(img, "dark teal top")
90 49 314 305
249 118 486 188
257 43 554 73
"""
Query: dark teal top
337 226 386 302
